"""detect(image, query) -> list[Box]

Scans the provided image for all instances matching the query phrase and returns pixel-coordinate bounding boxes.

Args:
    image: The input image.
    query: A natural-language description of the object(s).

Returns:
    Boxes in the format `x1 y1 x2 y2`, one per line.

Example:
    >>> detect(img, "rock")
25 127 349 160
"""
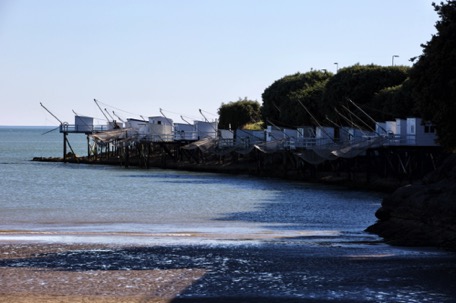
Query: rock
366 154 456 251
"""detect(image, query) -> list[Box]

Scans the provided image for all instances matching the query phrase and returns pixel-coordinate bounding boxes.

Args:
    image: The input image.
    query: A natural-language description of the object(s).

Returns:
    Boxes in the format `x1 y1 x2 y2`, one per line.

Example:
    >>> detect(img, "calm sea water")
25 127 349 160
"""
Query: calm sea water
1 126 456 302
0 126 385 245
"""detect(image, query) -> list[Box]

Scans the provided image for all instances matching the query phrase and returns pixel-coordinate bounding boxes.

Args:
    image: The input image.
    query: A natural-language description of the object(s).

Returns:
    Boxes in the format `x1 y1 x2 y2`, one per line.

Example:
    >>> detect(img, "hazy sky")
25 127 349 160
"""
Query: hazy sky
0 0 438 126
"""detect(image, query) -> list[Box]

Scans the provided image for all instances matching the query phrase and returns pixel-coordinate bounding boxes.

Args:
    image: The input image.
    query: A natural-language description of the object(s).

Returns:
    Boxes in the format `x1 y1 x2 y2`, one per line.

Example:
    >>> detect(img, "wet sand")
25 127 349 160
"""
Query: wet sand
0 267 204 303
0 243 205 303
1 242 456 302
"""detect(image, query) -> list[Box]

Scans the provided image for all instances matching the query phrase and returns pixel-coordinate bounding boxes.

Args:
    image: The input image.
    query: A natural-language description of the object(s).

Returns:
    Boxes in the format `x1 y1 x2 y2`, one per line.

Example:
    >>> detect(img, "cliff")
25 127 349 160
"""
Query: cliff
366 154 456 250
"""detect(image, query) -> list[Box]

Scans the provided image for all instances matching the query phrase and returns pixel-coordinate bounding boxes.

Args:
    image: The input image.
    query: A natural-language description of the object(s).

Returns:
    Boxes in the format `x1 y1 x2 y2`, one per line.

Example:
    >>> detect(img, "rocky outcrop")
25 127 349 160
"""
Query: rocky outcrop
366 154 456 250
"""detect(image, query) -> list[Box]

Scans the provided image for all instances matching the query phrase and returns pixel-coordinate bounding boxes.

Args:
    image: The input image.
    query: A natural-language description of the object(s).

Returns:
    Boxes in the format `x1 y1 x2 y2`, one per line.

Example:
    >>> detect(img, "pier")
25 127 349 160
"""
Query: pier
31 116 448 192
33 100 448 191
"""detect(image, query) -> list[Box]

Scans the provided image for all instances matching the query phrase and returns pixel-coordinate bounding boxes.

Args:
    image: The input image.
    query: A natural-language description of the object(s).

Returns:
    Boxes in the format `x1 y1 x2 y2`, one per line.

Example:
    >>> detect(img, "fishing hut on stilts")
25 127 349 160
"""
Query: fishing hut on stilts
38 99 447 189
40 102 85 163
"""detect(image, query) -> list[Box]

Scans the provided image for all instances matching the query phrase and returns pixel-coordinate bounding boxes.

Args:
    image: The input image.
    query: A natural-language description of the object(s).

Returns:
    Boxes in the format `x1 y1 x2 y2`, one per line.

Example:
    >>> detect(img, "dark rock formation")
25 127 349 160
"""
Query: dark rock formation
366 154 456 250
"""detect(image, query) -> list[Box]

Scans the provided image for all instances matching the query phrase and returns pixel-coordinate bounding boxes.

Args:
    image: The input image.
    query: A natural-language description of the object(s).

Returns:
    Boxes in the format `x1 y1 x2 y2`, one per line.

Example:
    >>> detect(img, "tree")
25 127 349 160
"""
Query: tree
322 64 410 124
286 79 329 126
261 70 332 127
409 0 456 150
371 79 418 121
217 98 262 130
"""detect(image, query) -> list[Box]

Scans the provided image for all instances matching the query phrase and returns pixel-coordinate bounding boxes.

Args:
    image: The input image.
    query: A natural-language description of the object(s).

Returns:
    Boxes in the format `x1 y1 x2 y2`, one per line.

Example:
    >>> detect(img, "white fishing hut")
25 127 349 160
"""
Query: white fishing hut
218 129 234 148
148 116 173 142
265 125 286 142
297 127 315 138
283 128 298 140
406 118 438 146
174 123 198 141
195 120 217 139
235 129 264 147
315 127 335 145
125 118 148 130
339 127 367 142
74 115 94 133
384 119 407 144
283 128 298 150
296 126 315 147
125 118 149 140
376 118 438 146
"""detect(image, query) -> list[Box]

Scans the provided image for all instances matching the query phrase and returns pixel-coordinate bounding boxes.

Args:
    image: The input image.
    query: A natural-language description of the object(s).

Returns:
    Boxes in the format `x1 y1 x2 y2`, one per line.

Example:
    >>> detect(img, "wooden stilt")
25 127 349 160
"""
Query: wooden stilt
87 135 90 158
63 132 68 163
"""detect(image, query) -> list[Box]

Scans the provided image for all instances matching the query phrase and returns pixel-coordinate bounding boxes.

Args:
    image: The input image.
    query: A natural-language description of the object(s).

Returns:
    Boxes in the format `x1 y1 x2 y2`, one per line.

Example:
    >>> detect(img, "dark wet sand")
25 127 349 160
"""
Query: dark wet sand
1 243 456 302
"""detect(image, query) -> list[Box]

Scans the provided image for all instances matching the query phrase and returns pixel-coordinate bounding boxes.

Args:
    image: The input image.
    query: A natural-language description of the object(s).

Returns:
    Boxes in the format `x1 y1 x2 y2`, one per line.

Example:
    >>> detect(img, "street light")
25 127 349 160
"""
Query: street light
334 62 338 73
392 55 399 66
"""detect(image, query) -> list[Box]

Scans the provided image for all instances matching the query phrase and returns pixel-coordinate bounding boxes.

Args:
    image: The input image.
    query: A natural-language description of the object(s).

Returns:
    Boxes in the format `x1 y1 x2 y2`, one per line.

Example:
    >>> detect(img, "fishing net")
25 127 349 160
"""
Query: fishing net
181 137 218 153
295 149 331 165
254 140 285 154
235 145 255 155
90 128 137 143
332 137 385 158
311 145 339 160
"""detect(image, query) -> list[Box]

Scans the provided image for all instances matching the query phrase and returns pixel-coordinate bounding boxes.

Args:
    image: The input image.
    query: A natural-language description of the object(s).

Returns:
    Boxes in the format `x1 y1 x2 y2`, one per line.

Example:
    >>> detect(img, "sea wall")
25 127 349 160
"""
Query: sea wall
366 154 456 251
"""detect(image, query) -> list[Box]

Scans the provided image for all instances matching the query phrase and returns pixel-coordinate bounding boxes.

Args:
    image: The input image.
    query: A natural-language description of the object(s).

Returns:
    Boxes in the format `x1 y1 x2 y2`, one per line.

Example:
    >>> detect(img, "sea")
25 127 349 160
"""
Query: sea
1 126 455 302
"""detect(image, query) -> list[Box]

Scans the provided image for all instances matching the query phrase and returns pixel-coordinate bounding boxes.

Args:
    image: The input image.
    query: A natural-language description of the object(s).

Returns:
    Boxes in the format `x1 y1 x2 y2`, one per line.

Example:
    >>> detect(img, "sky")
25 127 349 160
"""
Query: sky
0 0 439 126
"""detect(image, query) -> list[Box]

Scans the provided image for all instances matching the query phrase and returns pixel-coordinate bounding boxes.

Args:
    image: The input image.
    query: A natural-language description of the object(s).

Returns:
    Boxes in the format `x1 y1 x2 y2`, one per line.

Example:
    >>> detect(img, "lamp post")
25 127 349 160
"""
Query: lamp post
334 62 338 73
392 55 399 66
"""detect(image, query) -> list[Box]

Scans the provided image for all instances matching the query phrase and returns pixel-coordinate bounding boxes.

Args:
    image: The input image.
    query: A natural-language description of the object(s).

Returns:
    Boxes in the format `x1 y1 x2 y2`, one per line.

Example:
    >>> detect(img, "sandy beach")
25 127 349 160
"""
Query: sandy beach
0 243 208 303
1 242 456 303
0 243 321 303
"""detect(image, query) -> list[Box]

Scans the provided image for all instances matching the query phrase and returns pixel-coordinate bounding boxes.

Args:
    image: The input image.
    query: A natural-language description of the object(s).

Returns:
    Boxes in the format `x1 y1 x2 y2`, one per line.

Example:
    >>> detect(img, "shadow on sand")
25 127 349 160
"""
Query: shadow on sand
1 244 456 302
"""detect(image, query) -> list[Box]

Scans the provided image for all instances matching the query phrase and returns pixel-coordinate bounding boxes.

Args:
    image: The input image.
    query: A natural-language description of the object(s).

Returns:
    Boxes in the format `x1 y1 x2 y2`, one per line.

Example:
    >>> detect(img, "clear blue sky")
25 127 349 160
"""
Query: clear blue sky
0 0 438 126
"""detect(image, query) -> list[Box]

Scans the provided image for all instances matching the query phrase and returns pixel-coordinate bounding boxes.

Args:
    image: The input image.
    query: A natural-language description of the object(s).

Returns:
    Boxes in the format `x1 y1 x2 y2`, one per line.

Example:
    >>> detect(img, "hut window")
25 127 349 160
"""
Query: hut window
424 124 435 133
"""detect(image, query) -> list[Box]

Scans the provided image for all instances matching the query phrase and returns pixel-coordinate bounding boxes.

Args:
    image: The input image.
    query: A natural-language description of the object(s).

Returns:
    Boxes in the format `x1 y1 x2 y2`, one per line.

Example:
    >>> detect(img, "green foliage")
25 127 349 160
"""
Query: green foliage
322 65 410 123
261 70 332 127
217 98 262 130
409 0 456 150
371 79 418 121
260 66 410 129
287 79 329 126
243 121 265 130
